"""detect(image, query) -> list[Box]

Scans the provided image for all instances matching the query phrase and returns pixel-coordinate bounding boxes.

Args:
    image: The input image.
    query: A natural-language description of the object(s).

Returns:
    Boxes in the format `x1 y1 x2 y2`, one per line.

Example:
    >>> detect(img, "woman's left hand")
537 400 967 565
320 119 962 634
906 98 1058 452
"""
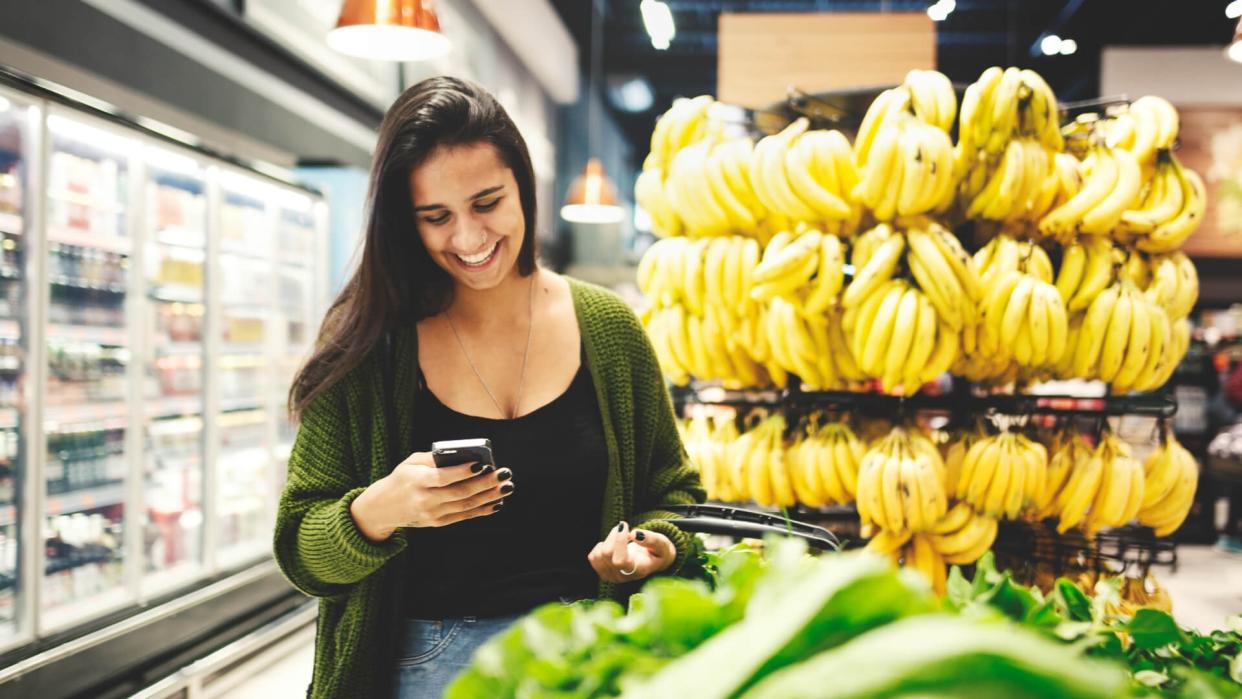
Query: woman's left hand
587 521 676 583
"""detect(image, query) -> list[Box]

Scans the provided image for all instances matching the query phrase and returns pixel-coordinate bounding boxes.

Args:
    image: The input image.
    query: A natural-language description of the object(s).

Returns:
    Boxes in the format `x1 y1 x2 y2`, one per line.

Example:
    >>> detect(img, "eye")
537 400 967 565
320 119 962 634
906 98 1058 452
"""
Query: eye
474 197 501 212
423 212 450 225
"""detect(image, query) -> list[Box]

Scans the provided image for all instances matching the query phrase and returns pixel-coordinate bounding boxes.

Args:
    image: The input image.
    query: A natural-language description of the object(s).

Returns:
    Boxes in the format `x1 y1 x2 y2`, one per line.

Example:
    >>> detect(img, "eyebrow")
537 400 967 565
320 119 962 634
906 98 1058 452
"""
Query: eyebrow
413 185 505 212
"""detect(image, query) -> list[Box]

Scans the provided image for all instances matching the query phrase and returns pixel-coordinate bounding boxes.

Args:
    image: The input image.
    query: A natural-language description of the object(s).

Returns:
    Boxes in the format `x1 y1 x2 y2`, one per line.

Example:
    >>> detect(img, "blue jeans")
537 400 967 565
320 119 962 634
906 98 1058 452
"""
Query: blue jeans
392 614 522 698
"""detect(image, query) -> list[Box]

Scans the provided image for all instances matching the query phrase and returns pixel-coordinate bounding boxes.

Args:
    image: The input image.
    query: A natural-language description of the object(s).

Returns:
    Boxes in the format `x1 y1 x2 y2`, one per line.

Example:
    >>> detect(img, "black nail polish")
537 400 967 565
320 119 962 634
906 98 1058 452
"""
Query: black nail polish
496 469 512 482
635 531 646 542
493 502 504 512
500 483 514 495
481 464 495 474
616 522 625 532
470 463 484 474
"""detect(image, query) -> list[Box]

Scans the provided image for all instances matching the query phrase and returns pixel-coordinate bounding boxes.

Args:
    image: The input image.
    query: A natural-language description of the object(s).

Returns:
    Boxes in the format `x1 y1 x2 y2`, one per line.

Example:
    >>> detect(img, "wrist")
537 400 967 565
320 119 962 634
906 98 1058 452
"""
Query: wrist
350 482 395 542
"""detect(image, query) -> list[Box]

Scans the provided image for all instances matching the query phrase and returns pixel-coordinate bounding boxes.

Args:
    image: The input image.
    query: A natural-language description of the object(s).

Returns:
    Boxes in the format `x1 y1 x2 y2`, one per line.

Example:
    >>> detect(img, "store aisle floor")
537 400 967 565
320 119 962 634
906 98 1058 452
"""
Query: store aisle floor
230 639 314 698
1163 545 1242 632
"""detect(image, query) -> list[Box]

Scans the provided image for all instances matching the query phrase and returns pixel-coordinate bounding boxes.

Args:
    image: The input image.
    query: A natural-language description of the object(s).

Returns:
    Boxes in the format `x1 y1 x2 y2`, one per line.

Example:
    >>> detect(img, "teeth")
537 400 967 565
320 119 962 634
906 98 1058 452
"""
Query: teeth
457 243 497 265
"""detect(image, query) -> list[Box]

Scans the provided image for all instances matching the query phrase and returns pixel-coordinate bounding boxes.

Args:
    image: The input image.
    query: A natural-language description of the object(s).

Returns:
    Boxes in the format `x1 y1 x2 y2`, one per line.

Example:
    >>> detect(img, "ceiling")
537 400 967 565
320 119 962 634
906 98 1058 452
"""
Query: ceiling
549 0 1237 169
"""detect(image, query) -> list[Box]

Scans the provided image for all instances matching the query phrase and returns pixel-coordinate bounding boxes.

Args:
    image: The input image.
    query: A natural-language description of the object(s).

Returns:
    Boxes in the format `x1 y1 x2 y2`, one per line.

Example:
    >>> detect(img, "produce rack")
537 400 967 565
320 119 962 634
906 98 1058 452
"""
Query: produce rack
676 382 1183 575
672 383 1178 420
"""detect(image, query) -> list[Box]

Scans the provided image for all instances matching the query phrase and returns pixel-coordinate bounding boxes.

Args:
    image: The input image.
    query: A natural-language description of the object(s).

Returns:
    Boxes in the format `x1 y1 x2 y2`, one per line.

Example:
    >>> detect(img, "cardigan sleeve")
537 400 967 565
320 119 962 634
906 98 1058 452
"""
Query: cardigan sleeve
622 303 707 577
272 380 407 599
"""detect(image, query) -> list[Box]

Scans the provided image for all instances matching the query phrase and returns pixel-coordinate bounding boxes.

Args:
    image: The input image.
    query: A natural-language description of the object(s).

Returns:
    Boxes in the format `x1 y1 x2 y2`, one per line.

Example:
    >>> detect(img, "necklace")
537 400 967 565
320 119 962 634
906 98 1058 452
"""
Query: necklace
445 275 536 420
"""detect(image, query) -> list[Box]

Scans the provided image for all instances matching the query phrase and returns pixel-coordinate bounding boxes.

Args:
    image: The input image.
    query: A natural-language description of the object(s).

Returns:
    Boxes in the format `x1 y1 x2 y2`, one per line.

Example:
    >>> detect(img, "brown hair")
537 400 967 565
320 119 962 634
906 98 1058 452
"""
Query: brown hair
289 76 539 418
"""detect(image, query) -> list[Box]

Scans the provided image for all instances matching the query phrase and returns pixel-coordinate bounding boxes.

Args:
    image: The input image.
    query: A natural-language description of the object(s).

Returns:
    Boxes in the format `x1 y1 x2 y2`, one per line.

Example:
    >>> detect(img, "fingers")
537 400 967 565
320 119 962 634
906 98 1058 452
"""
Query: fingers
610 522 634 570
444 479 509 514
441 467 513 501
432 497 505 527
431 461 490 486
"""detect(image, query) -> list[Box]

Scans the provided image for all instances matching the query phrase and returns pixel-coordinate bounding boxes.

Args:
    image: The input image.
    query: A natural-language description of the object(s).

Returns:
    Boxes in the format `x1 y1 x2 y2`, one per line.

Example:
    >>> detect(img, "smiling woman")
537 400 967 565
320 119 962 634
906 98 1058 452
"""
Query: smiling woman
274 76 704 699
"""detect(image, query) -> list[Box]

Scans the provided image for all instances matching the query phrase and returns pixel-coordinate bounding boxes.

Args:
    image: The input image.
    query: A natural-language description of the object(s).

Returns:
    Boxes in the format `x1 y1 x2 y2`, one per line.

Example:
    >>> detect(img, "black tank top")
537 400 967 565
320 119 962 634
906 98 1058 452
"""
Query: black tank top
404 345 608 618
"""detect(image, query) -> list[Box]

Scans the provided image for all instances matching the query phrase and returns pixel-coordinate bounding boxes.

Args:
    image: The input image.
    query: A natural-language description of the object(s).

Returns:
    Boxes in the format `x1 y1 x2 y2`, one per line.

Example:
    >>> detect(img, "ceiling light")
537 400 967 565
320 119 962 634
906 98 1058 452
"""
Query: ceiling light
1059 38 1078 55
641 0 675 50
1041 34 1063 56
610 76 656 112
562 158 625 224
327 0 451 62
1228 0 1242 19
927 0 955 21
1230 18 1242 63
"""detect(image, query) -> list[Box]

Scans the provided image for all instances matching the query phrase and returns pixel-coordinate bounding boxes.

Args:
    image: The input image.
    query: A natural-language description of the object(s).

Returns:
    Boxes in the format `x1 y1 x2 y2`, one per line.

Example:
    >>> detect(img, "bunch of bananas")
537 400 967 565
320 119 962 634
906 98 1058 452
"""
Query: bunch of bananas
852 70 958 221
865 530 948 595
955 431 1049 520
1053 431 1145 536
663 137 765 238
746 227 865 390
1032 426 1095 521
1055 236 1118 311
1106 95 1180 166
1071 281 1174 393
974 234 1055 285
637 236 771 388
942 422 990 496
787 419 864 507
638 95 715 237
1119 250 1199 320
722 413 791 508
856 426 949 533
841 223 976 393
1137 431 1199 537
977 268 1069 368
683 411 742 501
955 67 1064 223
751 119 861 232
928 503 1000 566
1129 154 1206 254
958 66 1063 156
1038 144 1143 240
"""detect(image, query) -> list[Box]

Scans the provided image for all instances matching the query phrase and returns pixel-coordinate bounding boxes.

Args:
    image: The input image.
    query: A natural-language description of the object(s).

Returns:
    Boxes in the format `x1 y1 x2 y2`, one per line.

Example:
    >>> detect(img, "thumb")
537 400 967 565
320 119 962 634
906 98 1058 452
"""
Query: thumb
632 529 666 553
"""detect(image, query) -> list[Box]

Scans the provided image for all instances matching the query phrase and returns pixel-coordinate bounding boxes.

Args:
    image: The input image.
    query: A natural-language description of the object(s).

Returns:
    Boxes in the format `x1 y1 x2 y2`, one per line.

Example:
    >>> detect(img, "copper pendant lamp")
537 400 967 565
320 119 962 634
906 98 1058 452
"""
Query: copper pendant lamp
561 0 625 224
327 0 451 62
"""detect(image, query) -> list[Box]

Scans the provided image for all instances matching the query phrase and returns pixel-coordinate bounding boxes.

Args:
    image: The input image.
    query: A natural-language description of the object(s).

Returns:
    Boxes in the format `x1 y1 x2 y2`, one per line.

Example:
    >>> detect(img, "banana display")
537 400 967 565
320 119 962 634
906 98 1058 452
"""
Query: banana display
954 431 1049 520
681 410 864 508
856 425 949 533
1137 429 1200 537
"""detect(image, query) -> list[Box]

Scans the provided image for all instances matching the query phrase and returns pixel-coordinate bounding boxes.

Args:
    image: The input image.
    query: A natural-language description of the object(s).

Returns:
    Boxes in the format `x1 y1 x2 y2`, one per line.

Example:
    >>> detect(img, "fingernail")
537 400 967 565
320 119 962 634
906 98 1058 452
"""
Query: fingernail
616 522 626 532
481 464 494 474
493 502 504 512
500 483 515 495
470 463 484 474
497 469 512 482
635 531 646 541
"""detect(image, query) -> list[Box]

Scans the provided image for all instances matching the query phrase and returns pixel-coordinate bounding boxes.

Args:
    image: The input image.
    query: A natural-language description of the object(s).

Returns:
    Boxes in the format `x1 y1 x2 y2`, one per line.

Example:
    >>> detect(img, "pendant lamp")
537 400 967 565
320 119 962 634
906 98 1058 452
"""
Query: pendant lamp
327 0 451 62
561 0 625 224
1229 17 1242 64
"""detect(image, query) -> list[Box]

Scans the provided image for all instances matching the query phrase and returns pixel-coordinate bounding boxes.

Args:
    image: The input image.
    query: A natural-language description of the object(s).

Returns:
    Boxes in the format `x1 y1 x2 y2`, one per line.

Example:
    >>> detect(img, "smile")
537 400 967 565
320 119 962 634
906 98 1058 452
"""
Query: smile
453 241 499 268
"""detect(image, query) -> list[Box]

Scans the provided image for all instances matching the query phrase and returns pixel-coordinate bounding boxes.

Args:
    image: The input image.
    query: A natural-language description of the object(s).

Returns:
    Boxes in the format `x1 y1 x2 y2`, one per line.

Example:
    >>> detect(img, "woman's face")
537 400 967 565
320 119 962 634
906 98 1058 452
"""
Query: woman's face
409 142 526 292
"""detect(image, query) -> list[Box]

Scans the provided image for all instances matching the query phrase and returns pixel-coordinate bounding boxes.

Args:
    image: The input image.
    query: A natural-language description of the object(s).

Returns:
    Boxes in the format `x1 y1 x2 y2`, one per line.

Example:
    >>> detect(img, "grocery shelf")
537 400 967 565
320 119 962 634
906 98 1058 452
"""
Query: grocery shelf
46 481 125 516
150 287 204 304
149 395 203 419
45 402 128 429
48 189 126 212
48 322 128 346
46 225 132 255
41 586 131 636
51 275 126 294
0 211 22 235
0 319 19 340
0 504 14 527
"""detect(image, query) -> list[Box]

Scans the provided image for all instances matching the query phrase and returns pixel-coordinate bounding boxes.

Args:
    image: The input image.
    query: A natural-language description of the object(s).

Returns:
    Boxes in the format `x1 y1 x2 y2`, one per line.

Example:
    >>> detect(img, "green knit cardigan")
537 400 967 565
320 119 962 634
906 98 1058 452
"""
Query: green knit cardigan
273 278 706 698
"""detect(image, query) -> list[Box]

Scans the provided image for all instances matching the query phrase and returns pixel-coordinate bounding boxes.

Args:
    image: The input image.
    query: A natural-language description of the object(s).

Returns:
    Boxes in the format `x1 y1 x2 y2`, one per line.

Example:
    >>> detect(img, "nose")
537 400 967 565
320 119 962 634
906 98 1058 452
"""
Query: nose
449 213 488 253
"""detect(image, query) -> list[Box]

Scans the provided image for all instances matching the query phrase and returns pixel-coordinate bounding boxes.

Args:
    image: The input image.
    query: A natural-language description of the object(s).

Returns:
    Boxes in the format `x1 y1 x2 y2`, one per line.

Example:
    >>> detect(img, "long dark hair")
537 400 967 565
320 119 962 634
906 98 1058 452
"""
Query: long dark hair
289 76 539 418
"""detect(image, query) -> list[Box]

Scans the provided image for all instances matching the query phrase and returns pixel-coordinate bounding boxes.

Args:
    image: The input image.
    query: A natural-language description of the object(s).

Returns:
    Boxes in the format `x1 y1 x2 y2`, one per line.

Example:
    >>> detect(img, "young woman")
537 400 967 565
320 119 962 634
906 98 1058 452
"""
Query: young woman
274 76 704 698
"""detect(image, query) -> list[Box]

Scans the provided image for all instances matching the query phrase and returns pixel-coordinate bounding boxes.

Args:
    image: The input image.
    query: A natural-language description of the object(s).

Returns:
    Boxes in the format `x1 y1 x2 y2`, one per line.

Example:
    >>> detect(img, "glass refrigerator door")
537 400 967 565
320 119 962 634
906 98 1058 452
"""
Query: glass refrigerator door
42 112 136 631
0 91 35 648
141 146 207 594
273 191 317 479
215 175 273 568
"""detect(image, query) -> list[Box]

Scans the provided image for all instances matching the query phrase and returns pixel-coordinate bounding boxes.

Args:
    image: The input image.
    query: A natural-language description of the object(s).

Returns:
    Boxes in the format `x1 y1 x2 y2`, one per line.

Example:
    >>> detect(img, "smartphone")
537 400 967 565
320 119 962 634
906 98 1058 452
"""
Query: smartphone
431 438 496 469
